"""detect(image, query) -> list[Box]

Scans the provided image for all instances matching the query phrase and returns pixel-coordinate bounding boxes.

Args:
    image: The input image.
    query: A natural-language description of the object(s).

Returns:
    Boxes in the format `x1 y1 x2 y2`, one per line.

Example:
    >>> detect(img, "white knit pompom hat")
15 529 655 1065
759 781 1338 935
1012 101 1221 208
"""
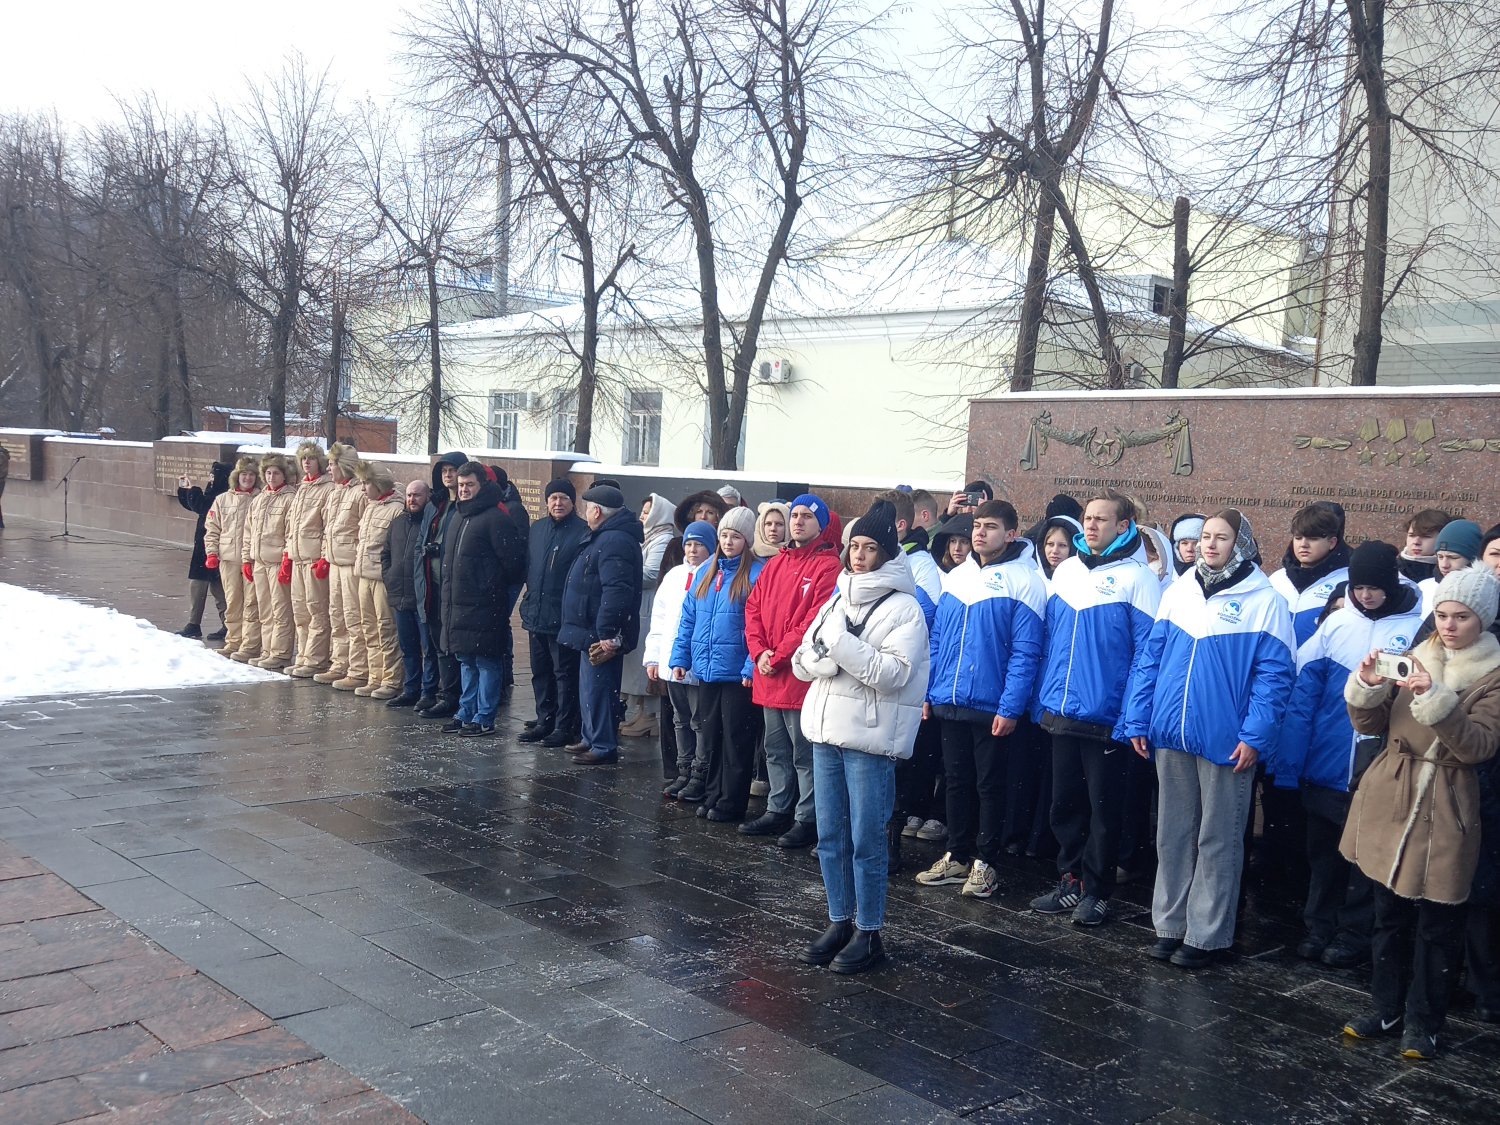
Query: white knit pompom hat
1433 566 1500 629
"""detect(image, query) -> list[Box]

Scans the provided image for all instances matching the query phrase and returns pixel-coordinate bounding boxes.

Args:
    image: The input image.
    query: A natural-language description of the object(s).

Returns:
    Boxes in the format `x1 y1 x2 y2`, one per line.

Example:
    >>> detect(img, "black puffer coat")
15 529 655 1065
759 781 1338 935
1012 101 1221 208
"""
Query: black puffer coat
439 480 527 656
558 507 645 654
520 511 590 636
177 462 232 582
415 450 468 624
382 506 423 612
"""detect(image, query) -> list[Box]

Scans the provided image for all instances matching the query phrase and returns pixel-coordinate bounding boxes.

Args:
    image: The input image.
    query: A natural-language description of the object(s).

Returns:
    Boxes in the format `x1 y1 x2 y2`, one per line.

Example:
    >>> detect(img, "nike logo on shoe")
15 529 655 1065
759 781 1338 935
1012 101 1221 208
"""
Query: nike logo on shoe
1382 1017 1400 1031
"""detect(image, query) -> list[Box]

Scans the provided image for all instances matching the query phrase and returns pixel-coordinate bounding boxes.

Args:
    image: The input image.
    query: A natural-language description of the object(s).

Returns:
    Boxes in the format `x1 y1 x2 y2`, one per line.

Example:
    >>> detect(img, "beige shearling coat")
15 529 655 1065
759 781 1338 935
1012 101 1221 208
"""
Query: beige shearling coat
323 480 369 566
245 482 297 566
287 473 336 562
355 493 405 581
1342 632 1500 904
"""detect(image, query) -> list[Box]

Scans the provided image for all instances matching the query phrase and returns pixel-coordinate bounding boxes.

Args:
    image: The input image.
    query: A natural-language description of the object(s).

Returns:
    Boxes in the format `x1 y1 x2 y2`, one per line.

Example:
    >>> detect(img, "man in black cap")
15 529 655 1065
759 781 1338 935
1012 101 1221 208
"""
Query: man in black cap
519 479 590 746
558 484 644 764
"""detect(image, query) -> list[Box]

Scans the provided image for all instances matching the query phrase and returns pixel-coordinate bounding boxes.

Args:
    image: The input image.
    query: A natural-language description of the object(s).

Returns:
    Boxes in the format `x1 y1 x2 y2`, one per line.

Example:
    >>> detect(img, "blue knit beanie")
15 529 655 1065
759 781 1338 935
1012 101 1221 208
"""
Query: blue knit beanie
683 521 718 551
790 493 829 530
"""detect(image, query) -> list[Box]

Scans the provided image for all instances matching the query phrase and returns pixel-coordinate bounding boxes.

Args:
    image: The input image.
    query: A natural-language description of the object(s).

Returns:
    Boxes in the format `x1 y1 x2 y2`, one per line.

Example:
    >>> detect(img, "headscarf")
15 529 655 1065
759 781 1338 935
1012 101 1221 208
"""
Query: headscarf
641 491 677 583
1196 509 1258 595
753 500 791 558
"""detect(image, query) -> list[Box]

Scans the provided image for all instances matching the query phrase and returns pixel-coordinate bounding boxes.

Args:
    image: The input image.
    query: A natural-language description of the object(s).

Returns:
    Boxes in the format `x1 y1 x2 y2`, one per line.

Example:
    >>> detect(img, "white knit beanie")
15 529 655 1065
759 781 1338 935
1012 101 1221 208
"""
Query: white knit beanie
719 505 756 543
1433 566 1500 629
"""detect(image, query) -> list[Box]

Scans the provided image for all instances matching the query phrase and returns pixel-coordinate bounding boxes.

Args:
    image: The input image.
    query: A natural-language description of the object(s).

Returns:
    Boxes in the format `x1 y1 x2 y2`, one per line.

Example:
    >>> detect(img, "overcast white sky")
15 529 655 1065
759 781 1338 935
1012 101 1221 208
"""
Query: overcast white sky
3 0 416 123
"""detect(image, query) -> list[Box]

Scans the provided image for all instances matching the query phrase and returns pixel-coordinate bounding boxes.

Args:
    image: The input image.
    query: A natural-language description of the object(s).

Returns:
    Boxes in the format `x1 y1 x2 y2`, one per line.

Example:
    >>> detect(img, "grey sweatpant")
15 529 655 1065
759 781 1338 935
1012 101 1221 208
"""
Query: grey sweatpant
188 579 227 628
1153 746 1255 951
764 706 816 824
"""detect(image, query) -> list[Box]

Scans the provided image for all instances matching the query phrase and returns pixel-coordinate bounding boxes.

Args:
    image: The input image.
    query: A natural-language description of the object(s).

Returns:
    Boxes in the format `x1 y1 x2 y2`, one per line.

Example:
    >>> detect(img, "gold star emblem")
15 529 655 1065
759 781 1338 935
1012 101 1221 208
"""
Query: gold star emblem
1358 449 1375 465
1412 450 1431 465
1384 451 1402 466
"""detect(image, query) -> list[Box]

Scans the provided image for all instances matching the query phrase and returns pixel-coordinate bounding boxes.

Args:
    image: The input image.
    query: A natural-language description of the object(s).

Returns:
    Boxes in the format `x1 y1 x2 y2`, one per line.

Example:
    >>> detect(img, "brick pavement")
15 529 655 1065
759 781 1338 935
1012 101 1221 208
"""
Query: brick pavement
0 838 424 1125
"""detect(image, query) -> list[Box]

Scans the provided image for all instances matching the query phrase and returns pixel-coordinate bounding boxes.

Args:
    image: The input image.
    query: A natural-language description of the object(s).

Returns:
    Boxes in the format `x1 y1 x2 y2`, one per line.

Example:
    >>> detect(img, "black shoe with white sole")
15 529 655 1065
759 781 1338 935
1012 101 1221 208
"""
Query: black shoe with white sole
1071 895 1108 927
1031 875 1083 914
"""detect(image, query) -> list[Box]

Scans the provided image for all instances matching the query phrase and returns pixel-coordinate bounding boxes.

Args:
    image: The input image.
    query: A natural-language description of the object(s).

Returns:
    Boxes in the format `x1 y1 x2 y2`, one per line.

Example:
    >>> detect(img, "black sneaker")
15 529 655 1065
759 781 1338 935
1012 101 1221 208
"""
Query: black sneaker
1343 1011 1402 1039
384 693 419 709
413 695 437 712
1031 874 1083 914
1170 944 1212 969
778 820 818 849
677 778 707 803
739 811 793 837
517 726 552 744
1321 942 1369 969
441 719 466 734
663 776 689 799
206 627 228 642
422 699 460 719
461 724 496 738
177 623 204 639
1400 1028 1439 1059
1071 895 1109 927
1147 937 1182 961
1296 935 1328 961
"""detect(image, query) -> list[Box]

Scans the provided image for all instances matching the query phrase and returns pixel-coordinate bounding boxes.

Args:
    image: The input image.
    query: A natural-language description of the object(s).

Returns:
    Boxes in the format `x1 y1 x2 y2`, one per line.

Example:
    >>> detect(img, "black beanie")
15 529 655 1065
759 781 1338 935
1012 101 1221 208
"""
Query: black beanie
545 478 576 502
1045 493 1083 521
1348 540 1402 604
849 500 901 562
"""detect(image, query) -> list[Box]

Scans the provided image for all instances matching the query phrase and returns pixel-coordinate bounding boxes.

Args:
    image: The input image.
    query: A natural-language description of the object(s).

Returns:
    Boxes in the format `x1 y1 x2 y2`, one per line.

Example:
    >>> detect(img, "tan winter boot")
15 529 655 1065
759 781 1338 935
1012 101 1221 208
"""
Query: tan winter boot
287 665 318 679
370 685 400 700
332 676 365 692
229 650 256 663
313 667 346 684
353 684 378 697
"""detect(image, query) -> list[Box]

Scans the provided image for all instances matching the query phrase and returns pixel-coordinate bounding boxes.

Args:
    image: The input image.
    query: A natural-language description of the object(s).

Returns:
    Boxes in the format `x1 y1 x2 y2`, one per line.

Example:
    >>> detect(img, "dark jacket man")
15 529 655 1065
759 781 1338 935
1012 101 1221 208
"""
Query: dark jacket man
489 465 531 547
177 462 232 582
439 478 527 656
520 508 590 636
558 506 645 654
382 503 423 613
415 450 468 625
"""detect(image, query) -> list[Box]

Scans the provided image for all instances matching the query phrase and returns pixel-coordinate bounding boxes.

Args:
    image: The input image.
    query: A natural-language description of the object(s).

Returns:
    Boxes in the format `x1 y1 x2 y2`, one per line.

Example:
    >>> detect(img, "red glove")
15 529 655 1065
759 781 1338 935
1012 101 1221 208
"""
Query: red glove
204 553 219 569
313 558 330 581
242 562 254 581
278 554 293 585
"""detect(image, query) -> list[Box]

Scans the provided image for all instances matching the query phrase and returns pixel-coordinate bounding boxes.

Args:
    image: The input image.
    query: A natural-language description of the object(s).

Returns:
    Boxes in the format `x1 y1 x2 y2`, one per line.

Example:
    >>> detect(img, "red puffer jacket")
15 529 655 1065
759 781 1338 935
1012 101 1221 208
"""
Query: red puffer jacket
743 512 844 709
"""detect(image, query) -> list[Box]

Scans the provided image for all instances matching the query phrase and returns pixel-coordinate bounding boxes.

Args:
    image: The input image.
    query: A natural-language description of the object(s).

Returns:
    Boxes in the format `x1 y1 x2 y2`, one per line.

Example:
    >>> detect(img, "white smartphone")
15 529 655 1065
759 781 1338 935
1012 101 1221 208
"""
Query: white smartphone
1373 651 1413 681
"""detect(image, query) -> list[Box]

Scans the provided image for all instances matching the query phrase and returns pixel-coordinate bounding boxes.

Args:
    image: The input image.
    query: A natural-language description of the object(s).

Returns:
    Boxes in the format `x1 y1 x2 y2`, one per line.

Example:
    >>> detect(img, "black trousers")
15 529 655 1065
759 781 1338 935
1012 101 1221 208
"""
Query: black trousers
699 681 763 819
1371 884 1467 1033
1002 719 1048 853
528 631 580 737
1302 787 1373 950
660 686 679 778
1465 902 1500 1009
942 719 1012 867
1050 733 1131 899
429 605 462 703
1117 750 1159 874
896 717 945 823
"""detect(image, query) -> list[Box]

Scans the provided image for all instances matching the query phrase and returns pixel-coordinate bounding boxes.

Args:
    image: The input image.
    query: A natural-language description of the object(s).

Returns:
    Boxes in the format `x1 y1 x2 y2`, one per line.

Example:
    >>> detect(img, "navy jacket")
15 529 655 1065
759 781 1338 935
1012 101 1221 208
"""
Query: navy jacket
520 511 590 636
558 508 645 653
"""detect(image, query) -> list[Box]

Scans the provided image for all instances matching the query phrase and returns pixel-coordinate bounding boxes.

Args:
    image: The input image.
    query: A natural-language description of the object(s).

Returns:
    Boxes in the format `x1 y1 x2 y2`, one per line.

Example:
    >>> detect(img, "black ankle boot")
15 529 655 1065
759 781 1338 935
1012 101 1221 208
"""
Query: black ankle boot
887 820 903 876
798 920 855 966
831 928 885 974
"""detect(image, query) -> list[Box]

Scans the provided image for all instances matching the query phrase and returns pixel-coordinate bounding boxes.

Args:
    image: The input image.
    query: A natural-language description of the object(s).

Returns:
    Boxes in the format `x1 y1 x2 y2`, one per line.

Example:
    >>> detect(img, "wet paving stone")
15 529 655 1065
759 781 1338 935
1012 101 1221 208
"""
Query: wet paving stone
0 580 1494 1125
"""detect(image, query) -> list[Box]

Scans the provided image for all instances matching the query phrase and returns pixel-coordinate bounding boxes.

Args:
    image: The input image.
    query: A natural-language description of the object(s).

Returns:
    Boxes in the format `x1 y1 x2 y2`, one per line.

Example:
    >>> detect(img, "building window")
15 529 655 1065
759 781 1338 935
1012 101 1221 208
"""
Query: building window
1151 278 1173 315
489 391 525 450
550 390 578 452
624 389 662 465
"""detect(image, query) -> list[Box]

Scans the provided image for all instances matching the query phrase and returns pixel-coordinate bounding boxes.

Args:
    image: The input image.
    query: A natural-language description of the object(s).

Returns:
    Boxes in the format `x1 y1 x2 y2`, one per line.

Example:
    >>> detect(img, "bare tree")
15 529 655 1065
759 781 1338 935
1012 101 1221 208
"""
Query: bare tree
1221 0 1500 385
217 55 352 446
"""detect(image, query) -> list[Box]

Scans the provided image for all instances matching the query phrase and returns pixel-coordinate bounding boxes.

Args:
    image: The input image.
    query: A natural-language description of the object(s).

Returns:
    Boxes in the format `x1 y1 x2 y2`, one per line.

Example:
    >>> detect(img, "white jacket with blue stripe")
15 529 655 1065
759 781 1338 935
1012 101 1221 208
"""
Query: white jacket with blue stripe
1277 593 1423 792
1121 564 1296 768
1035 529 1162 741
1270 565 1349 649
926 540 1047 720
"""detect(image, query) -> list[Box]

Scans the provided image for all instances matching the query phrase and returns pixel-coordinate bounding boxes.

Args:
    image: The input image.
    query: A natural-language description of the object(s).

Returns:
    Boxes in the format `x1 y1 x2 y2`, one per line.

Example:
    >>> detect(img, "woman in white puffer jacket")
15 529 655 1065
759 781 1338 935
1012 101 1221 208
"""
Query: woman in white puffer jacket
792 501 930 975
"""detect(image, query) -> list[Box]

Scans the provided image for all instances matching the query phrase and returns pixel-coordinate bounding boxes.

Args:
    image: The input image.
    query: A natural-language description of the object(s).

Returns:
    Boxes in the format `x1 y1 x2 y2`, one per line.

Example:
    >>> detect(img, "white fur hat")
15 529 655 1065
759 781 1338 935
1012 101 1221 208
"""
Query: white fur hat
1433 566 1500 629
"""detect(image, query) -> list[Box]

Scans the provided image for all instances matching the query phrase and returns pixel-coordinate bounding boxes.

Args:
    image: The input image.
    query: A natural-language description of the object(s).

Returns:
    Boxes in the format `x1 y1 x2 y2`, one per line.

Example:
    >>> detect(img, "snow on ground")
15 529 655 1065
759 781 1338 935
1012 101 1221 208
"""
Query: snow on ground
0 583 281 702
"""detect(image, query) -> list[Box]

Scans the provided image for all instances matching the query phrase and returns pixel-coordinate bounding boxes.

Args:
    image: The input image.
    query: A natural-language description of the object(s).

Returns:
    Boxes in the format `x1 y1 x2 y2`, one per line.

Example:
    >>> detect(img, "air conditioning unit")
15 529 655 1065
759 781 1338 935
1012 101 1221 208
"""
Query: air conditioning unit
757 358 792 384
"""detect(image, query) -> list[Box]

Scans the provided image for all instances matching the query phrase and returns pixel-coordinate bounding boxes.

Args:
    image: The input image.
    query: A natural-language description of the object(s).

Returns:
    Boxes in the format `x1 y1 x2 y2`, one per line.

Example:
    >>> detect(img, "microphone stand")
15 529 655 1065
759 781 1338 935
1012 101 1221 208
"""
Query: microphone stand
51 456 87 540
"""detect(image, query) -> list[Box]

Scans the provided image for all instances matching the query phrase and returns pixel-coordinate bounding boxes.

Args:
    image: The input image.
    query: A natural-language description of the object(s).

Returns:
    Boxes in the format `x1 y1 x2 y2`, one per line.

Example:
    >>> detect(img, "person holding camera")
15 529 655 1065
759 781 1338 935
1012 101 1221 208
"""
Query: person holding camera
175 464 231 640
793 500 929 974
1279 541 1424 969
1340 566 1500 1059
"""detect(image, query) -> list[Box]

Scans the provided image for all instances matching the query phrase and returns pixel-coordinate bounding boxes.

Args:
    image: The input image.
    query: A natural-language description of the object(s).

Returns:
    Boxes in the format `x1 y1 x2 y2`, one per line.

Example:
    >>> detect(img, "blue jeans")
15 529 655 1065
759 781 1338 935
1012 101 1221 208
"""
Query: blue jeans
579 651 624 756
394 608 426 696
813 742 896 932
457 654 504 725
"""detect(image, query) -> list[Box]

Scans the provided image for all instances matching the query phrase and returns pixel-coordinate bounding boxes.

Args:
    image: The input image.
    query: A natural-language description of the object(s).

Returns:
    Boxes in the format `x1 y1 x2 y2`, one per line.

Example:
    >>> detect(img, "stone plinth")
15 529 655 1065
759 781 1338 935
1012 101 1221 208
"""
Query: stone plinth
966 386 1500 542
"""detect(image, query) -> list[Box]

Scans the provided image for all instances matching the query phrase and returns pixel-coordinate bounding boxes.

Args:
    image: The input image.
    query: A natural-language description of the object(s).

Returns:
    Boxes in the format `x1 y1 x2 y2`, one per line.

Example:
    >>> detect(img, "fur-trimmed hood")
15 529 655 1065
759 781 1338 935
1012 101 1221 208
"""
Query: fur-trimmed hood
295 441 328 476
329 441 359 481
355 460 397 495
231 456 261 490
257 452 295 487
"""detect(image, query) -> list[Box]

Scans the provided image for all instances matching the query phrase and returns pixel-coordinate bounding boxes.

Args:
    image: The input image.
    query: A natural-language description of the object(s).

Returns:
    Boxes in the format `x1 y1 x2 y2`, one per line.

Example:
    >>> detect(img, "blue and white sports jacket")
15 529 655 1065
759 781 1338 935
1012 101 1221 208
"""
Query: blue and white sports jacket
903 542 945 627
926 540 1047 719
1270 565 1349 648
1278 594 1423 791
1121 564 1296 768
1035 528 1162 741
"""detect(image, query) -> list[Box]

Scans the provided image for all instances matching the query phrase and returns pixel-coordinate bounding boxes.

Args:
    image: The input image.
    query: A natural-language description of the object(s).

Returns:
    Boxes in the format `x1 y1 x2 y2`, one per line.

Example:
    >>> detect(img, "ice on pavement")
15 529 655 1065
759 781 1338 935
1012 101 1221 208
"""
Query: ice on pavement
0 582 280 702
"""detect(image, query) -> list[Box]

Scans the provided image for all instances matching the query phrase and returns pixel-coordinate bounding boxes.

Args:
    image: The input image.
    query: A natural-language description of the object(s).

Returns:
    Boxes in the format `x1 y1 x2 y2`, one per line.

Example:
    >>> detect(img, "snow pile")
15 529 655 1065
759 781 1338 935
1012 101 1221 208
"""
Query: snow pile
0 583 281 702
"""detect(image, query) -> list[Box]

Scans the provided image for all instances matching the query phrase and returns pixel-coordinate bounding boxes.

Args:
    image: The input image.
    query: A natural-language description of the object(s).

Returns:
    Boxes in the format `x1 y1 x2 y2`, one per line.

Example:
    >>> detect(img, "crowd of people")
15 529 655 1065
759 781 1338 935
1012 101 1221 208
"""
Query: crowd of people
175 448 1500 1060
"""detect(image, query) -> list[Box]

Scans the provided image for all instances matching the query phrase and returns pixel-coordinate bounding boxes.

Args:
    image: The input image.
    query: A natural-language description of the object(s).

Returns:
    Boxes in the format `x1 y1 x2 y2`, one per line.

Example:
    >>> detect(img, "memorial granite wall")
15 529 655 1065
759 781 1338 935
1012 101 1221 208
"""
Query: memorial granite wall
965 386 1500 543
